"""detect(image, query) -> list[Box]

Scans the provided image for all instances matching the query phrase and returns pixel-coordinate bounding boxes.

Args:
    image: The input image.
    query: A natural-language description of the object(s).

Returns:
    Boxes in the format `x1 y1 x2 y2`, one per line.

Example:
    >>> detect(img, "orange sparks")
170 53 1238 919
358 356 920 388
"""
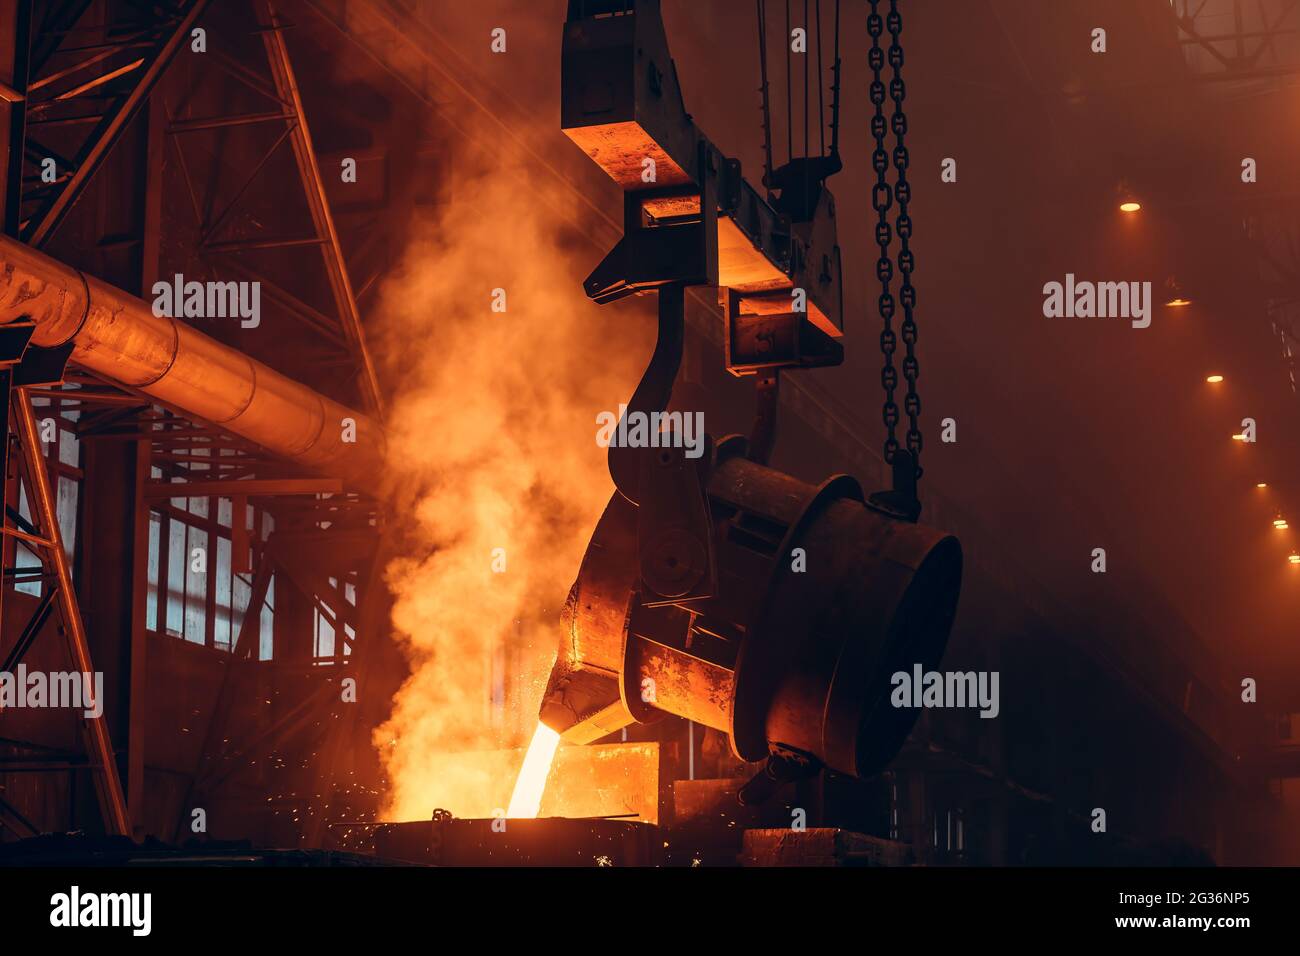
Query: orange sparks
506 722 561 818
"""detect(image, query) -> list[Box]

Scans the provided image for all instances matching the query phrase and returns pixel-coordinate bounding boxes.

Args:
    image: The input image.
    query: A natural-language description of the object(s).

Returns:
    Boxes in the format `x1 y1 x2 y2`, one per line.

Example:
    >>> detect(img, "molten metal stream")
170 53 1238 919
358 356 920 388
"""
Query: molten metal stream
506 722 561 818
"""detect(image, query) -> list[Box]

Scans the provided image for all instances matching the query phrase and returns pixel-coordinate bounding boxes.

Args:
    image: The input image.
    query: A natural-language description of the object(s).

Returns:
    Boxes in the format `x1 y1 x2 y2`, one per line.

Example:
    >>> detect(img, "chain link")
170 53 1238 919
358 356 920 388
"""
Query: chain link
867 3 899 465
870 0 922 481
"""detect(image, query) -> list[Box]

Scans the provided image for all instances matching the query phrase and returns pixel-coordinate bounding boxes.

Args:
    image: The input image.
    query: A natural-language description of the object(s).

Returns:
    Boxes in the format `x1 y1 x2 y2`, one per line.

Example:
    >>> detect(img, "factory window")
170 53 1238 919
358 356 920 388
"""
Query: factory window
145 461 276 659
312 574 357 664
12 396 82 597
13 485 43 598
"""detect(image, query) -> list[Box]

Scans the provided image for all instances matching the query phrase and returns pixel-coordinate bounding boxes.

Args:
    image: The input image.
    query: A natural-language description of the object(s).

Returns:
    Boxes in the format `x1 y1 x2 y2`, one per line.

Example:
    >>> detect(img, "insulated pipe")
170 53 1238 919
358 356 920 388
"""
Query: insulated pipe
0 236 381 488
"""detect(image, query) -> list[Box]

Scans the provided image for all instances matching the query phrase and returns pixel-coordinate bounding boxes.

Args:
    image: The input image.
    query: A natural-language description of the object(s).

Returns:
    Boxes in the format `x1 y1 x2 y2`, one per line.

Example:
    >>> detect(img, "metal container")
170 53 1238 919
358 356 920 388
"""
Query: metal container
540 438 962 778
371 817 662 867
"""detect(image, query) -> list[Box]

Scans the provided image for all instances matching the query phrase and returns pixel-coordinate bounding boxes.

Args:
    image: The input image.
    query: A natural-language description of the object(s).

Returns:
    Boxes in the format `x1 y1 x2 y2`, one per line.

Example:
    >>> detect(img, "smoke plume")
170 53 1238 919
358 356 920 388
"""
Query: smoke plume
369 136 650 820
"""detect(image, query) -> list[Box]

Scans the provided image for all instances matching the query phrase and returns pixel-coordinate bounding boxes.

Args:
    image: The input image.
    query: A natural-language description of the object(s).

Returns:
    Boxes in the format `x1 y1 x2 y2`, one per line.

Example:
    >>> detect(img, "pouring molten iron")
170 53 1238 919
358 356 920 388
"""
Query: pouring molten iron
512 0 963 814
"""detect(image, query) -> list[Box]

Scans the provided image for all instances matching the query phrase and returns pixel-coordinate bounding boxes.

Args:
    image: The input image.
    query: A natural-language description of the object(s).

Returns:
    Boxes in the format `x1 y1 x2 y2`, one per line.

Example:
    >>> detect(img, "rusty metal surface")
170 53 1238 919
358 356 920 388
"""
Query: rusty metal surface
627 634 733 732
561 0 843 333
541 447 961 779
542 493 640 740
373 817 662 867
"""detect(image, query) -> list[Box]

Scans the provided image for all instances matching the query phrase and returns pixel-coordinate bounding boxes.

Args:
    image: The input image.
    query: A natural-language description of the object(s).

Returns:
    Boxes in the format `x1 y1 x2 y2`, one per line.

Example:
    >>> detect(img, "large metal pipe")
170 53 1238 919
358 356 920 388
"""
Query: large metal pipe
0 236 381 488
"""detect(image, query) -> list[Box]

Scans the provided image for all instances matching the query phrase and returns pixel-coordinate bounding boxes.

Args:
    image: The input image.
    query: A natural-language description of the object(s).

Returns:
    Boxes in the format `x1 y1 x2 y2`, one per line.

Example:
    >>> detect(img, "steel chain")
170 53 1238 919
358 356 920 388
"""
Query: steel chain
870 0 923 480
867 3 899 465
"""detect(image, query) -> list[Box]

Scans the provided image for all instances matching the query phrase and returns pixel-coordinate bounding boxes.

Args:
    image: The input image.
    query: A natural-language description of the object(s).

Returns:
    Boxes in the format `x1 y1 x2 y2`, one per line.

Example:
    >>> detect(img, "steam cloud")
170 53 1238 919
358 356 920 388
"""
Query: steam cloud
370 140 649 820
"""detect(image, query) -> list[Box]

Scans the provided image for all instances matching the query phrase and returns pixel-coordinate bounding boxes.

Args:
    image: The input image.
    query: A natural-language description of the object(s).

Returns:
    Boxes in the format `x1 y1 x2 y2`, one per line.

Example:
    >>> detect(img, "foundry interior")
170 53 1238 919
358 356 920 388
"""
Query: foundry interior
0 0 1299 867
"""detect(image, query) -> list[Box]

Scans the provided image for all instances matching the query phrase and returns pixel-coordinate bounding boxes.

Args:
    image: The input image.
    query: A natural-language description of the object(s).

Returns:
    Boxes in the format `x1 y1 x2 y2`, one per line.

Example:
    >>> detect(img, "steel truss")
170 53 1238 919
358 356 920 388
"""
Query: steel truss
161 0 382 416
1172 0 1300 86
0 0 385 842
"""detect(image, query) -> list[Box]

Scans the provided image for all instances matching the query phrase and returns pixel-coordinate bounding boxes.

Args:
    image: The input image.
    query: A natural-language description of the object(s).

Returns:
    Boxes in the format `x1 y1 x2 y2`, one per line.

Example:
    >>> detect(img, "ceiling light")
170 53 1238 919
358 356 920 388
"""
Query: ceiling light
1162 275 1191 307
1206 374 1223 383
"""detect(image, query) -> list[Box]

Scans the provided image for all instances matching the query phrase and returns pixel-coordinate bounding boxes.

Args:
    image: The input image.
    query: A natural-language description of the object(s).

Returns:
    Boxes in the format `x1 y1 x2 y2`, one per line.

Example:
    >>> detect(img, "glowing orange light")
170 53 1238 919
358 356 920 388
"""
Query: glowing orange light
1258 482 1268 488
1205 374 1224 383
1232 434 1247 441
1290 554 1300 565
506 722 560 818
1166 298 1192 307
1275 520 1289 529
1119 201 1141 213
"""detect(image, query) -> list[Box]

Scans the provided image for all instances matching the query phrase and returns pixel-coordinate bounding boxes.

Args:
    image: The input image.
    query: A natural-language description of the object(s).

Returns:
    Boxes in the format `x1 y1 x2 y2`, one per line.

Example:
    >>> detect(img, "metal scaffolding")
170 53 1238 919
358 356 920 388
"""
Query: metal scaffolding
1172 0 1300 88
0 0 387 843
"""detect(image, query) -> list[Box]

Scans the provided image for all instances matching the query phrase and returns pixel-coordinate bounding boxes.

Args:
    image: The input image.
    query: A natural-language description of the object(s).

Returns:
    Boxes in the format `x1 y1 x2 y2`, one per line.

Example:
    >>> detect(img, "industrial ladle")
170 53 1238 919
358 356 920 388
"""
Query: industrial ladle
535 0 962 801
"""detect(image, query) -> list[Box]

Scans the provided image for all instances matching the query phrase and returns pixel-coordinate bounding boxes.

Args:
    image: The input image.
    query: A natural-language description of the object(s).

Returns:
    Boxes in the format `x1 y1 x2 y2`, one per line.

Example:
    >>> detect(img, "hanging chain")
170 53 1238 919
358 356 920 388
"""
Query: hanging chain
869 0 922 481
867 2 899 466
887 0 921 478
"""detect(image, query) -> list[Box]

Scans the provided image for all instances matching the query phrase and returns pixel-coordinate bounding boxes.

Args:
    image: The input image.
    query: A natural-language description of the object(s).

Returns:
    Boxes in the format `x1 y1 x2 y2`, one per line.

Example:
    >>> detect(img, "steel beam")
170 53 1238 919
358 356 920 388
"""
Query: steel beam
143 478 343 499
1172 0 1300 81
261 1 384 417
1 0 31 238
13 386 130 835
301 538 389 847
126 437 148 838
24 0 210 247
